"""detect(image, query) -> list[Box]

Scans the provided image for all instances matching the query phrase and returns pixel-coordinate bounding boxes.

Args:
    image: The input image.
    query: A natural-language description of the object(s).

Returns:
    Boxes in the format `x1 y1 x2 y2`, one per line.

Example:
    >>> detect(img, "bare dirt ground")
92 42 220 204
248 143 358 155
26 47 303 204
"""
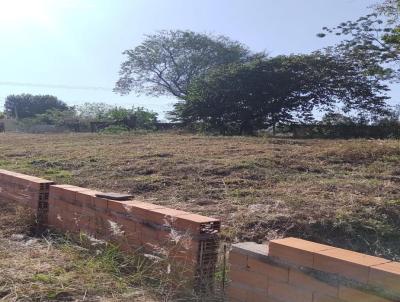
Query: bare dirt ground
0 132 399 261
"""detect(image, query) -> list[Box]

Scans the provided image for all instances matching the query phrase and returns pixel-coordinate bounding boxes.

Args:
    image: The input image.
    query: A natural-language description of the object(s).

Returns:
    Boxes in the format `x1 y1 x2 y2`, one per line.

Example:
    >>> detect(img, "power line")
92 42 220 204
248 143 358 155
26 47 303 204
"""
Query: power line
0 81 112 91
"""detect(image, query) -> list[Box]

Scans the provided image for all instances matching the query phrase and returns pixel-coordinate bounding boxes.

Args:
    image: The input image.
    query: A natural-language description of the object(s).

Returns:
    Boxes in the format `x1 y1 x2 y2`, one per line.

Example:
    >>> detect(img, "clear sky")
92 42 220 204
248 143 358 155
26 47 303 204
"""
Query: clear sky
0 0 397 120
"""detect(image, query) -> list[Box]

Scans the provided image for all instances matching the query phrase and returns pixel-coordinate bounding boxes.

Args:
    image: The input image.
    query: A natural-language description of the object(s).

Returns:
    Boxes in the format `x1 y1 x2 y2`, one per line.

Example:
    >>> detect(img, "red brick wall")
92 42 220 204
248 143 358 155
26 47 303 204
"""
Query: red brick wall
0 169 54 224
0 169 221 287
227 238 400 302
47 184 220 285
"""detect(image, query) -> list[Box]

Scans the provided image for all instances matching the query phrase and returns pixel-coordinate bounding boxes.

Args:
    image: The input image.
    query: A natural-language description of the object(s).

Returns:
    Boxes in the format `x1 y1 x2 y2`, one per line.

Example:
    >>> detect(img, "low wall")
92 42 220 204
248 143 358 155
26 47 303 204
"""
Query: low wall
0 169 220 287
227 238 400 302
4 168 398 299
47 184 220 285
0 169 54 224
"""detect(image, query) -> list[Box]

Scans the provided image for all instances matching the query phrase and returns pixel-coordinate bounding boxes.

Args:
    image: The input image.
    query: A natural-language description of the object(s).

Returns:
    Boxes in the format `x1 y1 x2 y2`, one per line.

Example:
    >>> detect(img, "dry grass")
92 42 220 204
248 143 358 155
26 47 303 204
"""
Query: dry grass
0 201 223 301
0 202 160 302
0 132 399 261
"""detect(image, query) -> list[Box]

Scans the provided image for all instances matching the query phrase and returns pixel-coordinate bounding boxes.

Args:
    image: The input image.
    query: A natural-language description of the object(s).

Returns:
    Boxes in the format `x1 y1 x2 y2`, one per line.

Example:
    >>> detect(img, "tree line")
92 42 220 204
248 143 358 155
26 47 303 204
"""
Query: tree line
113 0 400 135
1 94 158 132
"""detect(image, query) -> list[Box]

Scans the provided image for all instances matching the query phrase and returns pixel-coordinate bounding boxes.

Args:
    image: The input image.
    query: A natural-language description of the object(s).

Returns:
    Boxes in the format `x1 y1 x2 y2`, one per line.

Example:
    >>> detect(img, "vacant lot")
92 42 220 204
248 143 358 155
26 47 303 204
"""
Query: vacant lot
0 132 399 260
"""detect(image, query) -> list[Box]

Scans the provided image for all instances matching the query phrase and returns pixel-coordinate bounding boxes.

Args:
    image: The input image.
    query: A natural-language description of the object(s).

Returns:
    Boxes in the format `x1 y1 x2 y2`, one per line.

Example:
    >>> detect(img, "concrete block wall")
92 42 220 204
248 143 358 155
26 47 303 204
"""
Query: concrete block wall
0 169 54 224
47 184 221 284
227 238 400 302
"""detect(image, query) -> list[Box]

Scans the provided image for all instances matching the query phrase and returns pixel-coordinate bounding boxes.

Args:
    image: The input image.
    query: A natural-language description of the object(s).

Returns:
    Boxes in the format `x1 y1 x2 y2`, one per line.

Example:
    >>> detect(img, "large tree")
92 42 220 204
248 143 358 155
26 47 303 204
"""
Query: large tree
172 53 389 135
4 94 68 119
114 30 254 99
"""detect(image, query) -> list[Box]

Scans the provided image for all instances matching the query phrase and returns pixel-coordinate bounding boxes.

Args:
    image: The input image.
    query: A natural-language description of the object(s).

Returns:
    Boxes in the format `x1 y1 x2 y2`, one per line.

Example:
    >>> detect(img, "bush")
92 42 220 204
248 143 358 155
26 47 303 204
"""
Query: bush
77 104 158 130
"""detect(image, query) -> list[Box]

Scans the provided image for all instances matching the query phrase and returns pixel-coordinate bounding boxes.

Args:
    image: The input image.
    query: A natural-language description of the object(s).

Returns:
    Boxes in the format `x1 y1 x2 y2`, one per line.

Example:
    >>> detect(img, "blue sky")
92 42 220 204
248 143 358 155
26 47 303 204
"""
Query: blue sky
0 0 397 120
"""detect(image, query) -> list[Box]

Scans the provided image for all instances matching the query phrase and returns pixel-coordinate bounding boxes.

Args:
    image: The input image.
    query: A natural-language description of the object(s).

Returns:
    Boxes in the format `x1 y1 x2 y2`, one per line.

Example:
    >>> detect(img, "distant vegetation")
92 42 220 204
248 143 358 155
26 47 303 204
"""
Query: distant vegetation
113 1 400 136
5 94 68 119
2 96 159 133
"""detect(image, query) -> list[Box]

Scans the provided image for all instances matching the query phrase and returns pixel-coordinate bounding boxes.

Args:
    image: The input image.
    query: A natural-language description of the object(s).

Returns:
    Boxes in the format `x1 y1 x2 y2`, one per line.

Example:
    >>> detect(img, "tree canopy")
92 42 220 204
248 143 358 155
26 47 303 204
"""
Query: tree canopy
318 0 400 81
4 94 69 119
114 30 254 99
171 53 389 134
113 27 394 135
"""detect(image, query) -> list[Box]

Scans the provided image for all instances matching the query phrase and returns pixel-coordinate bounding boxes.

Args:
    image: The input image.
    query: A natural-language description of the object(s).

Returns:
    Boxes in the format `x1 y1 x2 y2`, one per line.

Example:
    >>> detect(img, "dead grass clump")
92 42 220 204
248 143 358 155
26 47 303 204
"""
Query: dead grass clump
322 140 400 164
0 201 35 237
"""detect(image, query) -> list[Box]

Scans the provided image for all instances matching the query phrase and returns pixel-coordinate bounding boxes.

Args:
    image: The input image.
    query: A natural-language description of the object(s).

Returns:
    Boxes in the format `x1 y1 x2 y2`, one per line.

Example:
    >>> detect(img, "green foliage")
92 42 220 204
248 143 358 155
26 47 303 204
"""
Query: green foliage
76 103 158 130
173 53 389 135
114 30 254 98
4 94 69 119
0 111 4 119
319 1 400 81
107 107 131 121
15 108 78 132
375 104 400 126
76 102 113 120
35 108 78 126
321 113 357 126
131 107 158 130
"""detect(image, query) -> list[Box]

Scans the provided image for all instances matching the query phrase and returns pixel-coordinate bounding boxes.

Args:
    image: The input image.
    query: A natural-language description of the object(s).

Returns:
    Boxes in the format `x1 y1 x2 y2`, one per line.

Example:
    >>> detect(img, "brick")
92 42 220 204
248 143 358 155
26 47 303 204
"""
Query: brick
229 250 248 268
338 286 392 302
269 237 333 267
91 197 108 211
369 261 400 295
92 215 111 238
127 200 165 210
115 217 137 233
113 201 165 221
169 247 199 267
289 269 338 297
229 266 268 290
246 288 270 302
48 188 65 200
247 257 289 282
313 248 390 283
268 280 313 302
226 284 247 302
50 185 77 201
139 224 162 246
107 200 132 213
172 213 220 234
143 208 191 225
76 190 100 207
